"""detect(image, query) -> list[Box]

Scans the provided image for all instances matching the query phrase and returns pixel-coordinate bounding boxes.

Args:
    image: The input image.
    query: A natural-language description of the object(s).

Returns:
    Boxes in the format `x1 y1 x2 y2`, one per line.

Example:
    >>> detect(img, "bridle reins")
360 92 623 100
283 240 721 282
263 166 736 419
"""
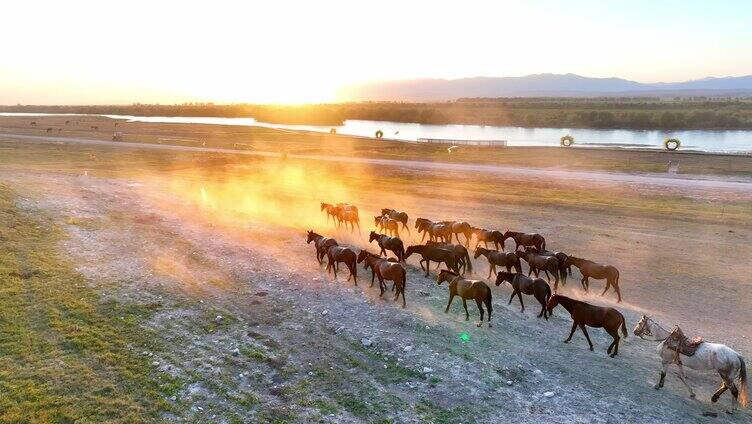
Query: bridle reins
636 316 670 340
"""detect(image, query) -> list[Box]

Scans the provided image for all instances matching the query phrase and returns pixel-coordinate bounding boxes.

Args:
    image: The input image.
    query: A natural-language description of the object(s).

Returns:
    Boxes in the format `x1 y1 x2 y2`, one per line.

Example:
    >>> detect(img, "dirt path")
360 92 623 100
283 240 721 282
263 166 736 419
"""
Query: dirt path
3 167 750 423
3 132 752 193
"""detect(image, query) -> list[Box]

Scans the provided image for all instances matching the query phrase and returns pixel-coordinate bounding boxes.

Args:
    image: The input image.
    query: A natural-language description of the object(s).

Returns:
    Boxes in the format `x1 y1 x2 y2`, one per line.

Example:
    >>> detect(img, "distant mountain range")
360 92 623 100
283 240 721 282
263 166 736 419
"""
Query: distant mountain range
336 73 752 101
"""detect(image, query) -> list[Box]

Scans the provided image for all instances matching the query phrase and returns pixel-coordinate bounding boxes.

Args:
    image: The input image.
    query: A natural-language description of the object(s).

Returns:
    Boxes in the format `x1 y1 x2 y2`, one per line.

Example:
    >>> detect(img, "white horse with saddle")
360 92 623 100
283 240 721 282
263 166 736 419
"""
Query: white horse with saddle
633 315 748 413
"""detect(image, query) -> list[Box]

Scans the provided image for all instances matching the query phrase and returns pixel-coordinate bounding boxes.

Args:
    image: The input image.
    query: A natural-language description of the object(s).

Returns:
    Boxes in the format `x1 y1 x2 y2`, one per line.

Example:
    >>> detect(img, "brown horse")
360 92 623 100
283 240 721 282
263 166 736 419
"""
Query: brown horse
538 248 572 281
338 209 360 233
405 244 460 277
416 219 452 243
470 226 496 249
320 203 341 225
473 246 521 278
357 250 407 307
567 256 622 302
438 221 472 247
436 270 492 327
546 294 627 357
516 249 561 288
374 215 400 237
326 246 357 283
306 230 338 264
503 230 546 251
381 208 410 234
496 272 551 319
425 241 472 274
369 231 405 262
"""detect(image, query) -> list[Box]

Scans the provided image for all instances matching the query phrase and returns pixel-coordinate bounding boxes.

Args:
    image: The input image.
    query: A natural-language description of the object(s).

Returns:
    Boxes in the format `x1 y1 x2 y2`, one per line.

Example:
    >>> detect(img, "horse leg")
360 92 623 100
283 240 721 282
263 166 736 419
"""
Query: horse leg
516 291 525 313
712 376 729 403
601 281 611 297
462 298 469 321
508 291 516 305
675 363 696 398
544 269 551 282
487 264 493 280
654 361 669 389
370 270 376 287
564 321 578 343
606 327 620 357
613 280 623 303
445 294 455 313
475 299 484 327
580 276 588 292
579 324 594 351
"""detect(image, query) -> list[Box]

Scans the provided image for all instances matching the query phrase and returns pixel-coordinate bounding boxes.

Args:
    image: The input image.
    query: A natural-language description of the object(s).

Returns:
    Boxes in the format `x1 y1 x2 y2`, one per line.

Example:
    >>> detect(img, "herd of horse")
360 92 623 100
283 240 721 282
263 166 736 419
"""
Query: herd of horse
308 202 748 412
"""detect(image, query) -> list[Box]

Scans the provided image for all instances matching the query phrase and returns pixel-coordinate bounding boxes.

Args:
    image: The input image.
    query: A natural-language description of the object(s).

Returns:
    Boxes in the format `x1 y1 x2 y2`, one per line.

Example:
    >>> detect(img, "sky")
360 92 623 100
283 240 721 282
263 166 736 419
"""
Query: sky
0 0 750 104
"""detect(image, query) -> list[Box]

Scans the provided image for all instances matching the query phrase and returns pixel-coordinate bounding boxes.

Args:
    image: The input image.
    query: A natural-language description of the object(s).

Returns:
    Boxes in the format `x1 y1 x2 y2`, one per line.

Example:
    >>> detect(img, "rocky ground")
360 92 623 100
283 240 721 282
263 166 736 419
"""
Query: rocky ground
3 156 751 424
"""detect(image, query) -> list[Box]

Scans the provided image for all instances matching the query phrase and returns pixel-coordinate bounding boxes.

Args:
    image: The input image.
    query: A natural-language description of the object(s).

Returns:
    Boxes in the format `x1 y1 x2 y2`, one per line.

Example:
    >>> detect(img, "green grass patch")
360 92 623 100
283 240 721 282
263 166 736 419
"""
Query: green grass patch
0 183 177 422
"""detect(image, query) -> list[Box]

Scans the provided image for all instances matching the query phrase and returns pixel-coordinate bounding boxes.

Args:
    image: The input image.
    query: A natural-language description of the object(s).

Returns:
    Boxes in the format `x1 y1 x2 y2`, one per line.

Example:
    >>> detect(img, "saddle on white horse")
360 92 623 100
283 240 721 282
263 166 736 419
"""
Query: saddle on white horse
666 326 704 362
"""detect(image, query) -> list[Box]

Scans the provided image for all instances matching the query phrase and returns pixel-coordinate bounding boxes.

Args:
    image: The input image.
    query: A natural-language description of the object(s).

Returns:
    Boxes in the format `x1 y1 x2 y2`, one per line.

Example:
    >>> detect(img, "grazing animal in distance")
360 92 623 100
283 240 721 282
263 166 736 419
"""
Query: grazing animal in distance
30 121 37 126
325 246 358 283
306 230 338 265
368 231 405 262
547 294 627 357
46 127 53 133
90 125 99 131
567 256 622 302
426 240 472 274
436 269 492 327
495 272 551 319
633 315 748 412
474 246 521 278
357 250 407 307
516 249 561 288
381 208 410 234
374 215 400 237
503 230 546 252
404 244 460 277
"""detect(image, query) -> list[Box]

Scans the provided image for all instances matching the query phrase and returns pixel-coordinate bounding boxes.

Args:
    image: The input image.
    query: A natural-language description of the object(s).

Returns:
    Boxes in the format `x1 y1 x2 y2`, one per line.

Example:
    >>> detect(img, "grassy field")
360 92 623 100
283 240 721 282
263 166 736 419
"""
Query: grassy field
2 115 752 178
0 184 180 423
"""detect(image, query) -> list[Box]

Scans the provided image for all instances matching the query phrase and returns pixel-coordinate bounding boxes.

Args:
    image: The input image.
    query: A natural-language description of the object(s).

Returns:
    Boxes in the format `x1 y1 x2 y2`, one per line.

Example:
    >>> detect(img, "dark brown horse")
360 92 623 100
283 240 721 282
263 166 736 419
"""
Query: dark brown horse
381 208 410 234
415 219 452 243
374 215 400 237
473 246 521 278
503 230 546 251
538 248 572 280
425 241 472 274
567 256 622 302
326 246 357 283
357 250 407 307
495 272 551 319
306 230 338 264
516 249 561 288
368 231 405 262
437 270 492 327
405 244 460 277
546 294 627 357
320 203 340 225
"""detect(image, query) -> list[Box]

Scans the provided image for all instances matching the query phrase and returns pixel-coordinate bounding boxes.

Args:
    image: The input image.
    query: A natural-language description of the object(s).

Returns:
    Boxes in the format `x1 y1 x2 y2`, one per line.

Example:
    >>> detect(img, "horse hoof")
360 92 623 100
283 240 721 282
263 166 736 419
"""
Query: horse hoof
476 322 482 327
589 347 594 351
654 385 661 390
711 396 719 403
609 353 616 358
690 393 696 399
563 340 569 344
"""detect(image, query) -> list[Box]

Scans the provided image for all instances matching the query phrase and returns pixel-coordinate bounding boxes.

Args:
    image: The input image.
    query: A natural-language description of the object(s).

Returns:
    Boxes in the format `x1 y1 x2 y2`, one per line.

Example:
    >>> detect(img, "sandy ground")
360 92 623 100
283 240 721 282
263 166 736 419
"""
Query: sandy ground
1 140 751 422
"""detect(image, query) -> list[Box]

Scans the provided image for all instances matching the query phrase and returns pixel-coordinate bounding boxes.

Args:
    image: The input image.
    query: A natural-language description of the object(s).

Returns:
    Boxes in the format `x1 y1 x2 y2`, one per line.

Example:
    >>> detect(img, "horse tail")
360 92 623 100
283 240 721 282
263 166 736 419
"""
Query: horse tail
464 249 472 273
620 313 628 338
484 287 493 314
738 355 748 408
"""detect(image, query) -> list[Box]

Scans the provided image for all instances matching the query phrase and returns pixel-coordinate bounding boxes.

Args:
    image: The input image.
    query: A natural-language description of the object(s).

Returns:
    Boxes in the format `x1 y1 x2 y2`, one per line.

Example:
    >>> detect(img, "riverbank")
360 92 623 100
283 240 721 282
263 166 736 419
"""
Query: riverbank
1 114 752 178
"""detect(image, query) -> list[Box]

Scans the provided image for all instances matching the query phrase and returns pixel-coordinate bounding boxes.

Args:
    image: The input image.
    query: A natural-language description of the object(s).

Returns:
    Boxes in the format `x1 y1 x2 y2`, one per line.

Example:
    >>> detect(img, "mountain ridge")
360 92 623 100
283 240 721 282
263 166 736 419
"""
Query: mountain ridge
337 73 752 101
